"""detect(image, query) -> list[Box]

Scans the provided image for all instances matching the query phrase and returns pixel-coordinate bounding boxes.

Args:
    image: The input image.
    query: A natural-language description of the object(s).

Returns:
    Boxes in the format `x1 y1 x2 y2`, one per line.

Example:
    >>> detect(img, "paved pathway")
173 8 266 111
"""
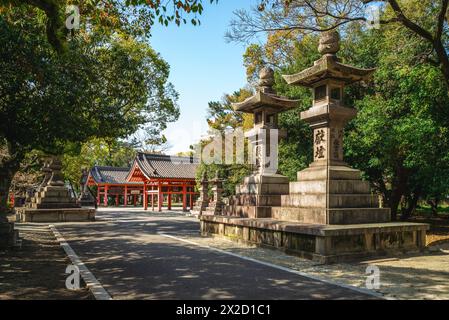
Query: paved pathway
51 208 377 300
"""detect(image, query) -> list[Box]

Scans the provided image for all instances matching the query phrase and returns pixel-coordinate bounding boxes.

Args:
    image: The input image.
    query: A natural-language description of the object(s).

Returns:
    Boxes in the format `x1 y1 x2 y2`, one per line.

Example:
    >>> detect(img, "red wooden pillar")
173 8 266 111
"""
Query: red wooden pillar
189 190 193 209
104 185 108 207
182 182 187 212
96 186 100 206
168 190 172 210
115 194 119 206
124 186 128 206
143 182 148 210
158 181 162 212
133 194 136 206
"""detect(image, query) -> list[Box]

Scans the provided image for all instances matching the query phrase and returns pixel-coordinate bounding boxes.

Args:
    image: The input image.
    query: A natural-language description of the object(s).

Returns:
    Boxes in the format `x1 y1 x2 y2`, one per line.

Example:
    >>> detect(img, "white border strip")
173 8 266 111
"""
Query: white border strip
49 225 112 300
158 232 389 300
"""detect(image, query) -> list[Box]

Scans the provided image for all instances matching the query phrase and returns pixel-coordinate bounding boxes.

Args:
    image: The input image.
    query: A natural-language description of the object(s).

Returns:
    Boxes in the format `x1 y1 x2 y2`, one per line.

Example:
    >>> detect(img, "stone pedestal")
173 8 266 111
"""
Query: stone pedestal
224 174 289 218
78 170 96 207
15 157 95 222
78 190 96 207
200 216 429 263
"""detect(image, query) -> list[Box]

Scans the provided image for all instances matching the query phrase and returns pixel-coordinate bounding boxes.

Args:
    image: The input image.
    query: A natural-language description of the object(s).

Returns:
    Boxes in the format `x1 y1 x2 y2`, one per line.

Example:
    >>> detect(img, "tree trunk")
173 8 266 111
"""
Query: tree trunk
401 191 421 220
0 152 23 222
389 190 402 221
427 197 440 217
434 41 449 90
0 168 16 223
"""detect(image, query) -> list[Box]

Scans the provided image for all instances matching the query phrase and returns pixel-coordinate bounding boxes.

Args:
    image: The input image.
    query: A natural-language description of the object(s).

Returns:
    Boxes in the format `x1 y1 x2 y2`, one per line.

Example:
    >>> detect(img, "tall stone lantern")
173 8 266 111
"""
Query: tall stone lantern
276 30 391 225
283 30 375 169
234 67 298 176
223 67 299 218
200 31 429 263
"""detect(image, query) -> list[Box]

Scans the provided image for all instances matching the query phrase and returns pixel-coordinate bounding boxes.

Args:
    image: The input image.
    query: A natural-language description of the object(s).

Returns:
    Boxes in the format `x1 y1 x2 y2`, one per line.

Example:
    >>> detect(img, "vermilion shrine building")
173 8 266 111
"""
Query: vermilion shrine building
86 153 199 212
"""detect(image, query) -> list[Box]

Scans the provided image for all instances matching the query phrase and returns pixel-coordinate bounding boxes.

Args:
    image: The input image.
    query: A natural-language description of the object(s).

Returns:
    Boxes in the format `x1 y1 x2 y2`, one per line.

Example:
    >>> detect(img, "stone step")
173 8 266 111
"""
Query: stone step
236 182 289 195
39 190 71 198
228 194 282 207
297 166 362 181
271 207 391 224
30 203 81 209
16 208 95 223
289 179 371 194
223 205 271 218
243 174 289 185
281 193 379 208
36 197 76 205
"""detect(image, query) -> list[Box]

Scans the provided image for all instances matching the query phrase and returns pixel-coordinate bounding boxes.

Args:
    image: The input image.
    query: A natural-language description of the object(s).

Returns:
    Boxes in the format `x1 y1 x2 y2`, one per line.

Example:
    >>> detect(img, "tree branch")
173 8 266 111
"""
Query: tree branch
387 0 434 42
436 0 449 42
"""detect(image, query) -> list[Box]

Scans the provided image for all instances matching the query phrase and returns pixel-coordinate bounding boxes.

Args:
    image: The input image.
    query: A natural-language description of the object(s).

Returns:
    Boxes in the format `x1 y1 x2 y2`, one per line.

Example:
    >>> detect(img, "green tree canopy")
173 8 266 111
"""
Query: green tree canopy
0 6 179 214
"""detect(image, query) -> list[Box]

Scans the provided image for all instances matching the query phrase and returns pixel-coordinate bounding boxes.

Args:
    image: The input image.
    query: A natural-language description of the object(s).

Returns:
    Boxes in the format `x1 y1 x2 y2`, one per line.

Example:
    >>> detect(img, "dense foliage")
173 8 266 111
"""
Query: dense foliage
199 2 449 219
0 5 179 214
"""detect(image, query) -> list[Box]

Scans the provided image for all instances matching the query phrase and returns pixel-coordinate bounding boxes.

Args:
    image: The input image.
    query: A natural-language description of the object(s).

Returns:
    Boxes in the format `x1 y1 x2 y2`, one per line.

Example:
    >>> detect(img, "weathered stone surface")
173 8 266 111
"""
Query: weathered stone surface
236 182 289 195
281 193 379 208
243 174 289 185
289 179 371 194
200 215 428 263
16 208 95 223
228 194 282 207
223 205 271 218
297 166 362 181
272 207 390 224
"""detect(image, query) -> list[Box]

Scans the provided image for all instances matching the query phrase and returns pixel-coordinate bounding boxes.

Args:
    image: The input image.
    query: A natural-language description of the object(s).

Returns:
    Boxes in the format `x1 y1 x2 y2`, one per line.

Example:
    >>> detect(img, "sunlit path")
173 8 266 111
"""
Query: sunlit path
51 208 377 300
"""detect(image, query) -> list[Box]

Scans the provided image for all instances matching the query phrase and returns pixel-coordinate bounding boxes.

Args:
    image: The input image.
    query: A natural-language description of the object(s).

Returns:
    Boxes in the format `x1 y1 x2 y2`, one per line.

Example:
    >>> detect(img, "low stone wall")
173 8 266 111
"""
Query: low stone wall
200 216 429 264
15 208 96 223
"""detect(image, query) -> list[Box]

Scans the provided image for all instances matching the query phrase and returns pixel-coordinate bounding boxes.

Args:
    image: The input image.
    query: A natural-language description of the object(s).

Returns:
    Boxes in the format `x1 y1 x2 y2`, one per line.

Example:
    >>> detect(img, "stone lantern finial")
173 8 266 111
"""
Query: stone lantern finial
258 66 275 93
318 30 340 56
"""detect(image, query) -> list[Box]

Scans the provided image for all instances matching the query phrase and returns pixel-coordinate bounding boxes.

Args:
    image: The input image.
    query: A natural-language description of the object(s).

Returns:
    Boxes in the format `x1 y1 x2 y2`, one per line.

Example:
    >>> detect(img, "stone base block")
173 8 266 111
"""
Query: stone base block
289 179 371 194
199 215 429 264
236 174 289 195
223 205 272 218
229 194 282 207
242 174 289 185
281 193 379 208
29 202 80 209
298 165 362 181
236 183 289 195
15 208 96 223
271 207 391 224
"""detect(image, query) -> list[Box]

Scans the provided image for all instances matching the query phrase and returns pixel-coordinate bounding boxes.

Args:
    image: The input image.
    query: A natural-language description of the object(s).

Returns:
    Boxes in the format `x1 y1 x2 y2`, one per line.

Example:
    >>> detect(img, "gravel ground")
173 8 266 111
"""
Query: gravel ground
0 226 93 300
176 231 449 300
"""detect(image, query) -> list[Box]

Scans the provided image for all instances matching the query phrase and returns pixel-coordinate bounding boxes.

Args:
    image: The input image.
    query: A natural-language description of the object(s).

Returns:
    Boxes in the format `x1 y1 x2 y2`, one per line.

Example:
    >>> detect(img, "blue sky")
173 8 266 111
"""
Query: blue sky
149 0 259 154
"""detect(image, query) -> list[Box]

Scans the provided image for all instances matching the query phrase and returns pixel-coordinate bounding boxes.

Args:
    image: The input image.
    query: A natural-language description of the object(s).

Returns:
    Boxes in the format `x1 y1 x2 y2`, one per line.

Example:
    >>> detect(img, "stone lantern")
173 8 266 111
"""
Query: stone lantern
283 30 375 168
200 31 429 264
233 67 298 175
273 30 390 225
221 67 299 218
191 170 209 216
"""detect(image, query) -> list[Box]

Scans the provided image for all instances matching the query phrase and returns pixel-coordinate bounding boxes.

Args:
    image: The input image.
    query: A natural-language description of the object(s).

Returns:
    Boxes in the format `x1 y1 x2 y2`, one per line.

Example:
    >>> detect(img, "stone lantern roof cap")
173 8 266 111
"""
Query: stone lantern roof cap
232 66 299 113
232 90 299 113
282 30 376 87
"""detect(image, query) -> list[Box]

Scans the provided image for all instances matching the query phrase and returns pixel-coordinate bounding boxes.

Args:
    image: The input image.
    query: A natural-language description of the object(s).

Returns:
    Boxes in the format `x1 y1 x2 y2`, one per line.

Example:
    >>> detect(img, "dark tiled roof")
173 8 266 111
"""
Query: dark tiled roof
135 153 198 180
90 166 143 185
